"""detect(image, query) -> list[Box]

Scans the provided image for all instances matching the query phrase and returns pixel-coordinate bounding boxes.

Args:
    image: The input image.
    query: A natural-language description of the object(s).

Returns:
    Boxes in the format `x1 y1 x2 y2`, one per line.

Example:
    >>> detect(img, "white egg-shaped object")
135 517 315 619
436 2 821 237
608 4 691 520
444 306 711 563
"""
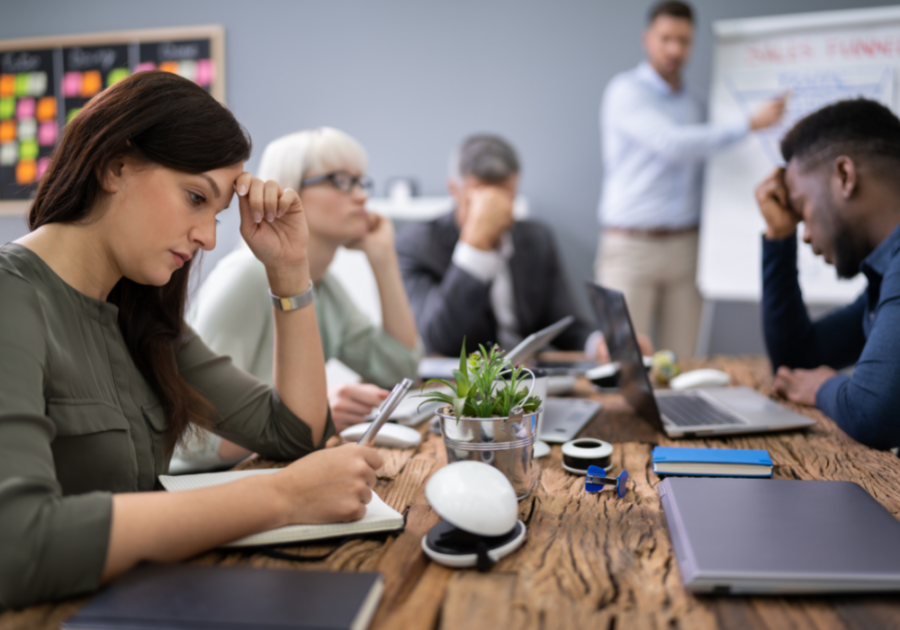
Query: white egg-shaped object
425 461 518 536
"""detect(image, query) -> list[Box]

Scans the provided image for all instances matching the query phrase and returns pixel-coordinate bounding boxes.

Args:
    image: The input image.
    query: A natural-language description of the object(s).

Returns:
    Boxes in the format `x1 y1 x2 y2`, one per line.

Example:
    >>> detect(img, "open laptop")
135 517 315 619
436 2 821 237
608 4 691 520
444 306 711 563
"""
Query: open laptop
586 282 816 438
417 315 575 380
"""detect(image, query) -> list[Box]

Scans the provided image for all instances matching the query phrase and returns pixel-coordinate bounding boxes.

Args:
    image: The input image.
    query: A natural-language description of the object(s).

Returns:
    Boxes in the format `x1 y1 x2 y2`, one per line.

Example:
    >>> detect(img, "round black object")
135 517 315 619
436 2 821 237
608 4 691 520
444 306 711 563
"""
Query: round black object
562 439 612 472
425 520 524 572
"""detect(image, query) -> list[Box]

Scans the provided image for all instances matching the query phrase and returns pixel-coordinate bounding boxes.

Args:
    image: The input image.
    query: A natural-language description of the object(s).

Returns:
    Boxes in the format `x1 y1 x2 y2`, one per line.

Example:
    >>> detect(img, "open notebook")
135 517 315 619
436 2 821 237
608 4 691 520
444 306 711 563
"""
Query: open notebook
159 469 404 547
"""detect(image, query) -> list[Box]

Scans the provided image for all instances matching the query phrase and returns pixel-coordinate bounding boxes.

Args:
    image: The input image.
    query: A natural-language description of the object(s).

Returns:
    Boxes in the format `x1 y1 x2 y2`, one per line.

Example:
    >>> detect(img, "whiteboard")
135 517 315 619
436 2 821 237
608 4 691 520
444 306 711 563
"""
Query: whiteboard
698 5 900 303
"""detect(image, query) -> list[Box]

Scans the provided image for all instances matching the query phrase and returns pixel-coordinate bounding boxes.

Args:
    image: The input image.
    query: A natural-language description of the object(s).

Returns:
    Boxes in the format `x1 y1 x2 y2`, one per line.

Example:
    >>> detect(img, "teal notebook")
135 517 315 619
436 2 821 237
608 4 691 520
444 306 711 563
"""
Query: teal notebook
652 446 773 478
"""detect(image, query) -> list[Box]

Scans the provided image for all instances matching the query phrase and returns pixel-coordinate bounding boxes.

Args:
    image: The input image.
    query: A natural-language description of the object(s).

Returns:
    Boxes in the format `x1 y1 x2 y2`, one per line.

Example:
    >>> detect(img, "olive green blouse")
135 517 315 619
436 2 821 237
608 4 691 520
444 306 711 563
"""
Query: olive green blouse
0 243 334 609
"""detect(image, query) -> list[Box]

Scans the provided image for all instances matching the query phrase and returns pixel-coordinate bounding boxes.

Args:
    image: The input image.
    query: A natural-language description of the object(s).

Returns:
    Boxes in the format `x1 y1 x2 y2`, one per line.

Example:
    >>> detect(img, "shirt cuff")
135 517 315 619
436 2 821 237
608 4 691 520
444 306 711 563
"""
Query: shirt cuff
452 241 504 284
729 118 751 141
584 330 604 359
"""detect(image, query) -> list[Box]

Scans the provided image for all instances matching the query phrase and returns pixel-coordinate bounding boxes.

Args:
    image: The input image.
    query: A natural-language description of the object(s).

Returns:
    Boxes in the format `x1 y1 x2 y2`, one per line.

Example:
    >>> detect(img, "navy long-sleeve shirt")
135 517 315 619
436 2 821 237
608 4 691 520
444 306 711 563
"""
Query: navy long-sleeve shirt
762 225 900 449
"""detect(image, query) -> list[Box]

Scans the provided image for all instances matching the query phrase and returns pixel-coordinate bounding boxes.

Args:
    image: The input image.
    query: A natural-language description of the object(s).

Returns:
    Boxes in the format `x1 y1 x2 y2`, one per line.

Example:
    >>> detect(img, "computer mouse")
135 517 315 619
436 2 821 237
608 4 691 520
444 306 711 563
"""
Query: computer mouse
669 368 731 390
339 422 422 448
425 461 518 536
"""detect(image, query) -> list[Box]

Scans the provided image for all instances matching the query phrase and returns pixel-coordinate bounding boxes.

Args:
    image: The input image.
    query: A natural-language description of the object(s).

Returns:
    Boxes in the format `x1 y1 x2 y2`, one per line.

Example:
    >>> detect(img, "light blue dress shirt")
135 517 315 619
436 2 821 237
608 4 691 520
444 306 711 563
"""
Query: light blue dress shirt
599 61 750 229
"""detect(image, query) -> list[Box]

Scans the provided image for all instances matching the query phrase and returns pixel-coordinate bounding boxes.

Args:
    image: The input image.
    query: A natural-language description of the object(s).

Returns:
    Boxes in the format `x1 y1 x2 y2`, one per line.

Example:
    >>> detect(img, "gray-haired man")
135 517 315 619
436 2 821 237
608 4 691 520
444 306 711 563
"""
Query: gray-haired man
397 134 604 358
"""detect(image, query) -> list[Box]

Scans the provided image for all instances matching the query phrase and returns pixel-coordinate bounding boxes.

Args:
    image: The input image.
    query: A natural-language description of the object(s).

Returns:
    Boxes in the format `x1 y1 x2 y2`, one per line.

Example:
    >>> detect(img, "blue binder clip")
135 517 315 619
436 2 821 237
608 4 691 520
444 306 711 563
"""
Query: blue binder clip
585 465 628 498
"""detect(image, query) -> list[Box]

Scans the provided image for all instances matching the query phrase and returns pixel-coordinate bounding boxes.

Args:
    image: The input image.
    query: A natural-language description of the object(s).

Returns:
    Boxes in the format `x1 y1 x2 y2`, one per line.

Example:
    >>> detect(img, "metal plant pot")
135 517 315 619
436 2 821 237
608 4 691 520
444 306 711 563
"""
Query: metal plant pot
437 406 541 500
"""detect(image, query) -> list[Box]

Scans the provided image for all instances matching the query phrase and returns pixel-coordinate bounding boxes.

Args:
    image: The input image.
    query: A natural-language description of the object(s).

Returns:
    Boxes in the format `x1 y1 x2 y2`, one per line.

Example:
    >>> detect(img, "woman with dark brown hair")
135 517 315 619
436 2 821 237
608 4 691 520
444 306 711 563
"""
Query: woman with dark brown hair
0 71 382 609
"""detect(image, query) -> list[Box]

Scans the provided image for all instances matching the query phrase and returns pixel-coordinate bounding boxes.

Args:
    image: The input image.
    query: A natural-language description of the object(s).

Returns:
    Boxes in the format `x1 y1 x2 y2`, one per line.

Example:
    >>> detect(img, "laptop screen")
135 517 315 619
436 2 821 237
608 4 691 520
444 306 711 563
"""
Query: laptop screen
585 282 664 432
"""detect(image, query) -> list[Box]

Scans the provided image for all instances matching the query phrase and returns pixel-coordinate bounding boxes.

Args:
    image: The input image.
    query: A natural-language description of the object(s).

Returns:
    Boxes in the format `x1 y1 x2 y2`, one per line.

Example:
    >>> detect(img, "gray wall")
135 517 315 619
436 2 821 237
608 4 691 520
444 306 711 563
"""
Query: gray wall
2 0 889 355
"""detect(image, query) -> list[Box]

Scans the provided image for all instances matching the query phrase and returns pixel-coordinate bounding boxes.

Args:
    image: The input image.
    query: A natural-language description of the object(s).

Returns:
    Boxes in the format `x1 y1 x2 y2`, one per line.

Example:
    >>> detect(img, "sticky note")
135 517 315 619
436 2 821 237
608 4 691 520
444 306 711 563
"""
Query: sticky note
38 121 56 146
107 67 130 87
16 159 36 184
28 72 47 96
19 138 38 160
16 98 35 120
177 60 197 82
0 74 14 98
0 142 16 166
15 73 29 97
195 59 214 86
36 156 50 179
0 120 15 143
36 96 56 122
135 62 156 73
158 61 179 75
0 97 14 120
62 72 81 97
80 71 102 98
18 118 36 140
66 107 82 123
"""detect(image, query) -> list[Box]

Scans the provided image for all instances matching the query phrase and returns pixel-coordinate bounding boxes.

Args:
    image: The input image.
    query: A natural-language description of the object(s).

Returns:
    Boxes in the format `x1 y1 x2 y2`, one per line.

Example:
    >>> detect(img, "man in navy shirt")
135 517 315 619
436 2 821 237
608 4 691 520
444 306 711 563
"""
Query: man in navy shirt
756 98 900 450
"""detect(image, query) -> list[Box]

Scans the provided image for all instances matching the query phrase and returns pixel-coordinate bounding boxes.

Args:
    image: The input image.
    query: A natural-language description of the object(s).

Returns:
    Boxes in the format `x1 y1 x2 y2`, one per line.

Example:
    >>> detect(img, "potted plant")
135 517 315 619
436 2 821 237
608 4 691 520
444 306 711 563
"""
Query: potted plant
417 342 542 500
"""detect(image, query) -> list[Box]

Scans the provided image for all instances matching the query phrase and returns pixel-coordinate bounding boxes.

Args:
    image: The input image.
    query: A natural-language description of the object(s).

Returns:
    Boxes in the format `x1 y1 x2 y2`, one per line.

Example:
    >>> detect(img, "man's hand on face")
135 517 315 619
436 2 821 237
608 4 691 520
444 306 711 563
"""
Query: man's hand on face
459 186 515 251
755 167 801 241
772 365 837 407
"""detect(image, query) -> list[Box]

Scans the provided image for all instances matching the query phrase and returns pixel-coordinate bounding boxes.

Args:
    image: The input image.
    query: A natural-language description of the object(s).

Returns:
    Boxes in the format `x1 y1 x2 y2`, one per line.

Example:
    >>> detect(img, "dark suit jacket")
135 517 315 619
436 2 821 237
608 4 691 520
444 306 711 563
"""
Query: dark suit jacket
396 211 595 356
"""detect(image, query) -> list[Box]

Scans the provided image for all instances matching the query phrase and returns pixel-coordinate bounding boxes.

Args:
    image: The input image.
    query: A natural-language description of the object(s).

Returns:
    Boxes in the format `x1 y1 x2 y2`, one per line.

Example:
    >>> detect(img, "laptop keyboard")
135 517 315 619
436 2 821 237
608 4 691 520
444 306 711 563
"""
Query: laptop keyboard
656 395 743 427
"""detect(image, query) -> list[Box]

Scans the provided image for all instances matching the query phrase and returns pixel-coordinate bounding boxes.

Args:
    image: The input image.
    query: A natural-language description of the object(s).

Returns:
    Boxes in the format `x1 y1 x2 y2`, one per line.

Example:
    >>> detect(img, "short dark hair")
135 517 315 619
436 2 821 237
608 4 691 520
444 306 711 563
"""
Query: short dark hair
780 98 900 171
457 134 520 184
648 1 693 25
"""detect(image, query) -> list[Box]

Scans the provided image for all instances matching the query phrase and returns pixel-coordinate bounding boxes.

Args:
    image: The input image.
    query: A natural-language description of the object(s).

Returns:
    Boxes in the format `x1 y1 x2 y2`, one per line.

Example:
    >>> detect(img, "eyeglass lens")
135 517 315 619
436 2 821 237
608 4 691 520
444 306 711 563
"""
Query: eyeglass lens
331 172 373 193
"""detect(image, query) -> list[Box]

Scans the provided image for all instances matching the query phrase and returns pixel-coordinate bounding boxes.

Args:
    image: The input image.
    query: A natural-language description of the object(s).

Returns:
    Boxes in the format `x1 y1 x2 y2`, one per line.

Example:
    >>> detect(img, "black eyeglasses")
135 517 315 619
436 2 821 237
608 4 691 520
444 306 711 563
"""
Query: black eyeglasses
300 171 373 194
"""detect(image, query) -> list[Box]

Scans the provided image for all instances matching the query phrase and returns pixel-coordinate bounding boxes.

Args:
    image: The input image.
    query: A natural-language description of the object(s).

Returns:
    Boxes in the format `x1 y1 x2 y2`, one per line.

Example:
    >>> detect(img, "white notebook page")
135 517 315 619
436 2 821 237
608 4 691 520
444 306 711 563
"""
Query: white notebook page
159 468 404 547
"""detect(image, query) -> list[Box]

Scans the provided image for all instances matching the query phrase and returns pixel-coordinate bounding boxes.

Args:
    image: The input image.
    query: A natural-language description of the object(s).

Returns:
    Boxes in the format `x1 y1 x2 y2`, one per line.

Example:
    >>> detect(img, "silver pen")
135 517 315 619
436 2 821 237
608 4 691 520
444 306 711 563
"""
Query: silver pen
357 378 414 447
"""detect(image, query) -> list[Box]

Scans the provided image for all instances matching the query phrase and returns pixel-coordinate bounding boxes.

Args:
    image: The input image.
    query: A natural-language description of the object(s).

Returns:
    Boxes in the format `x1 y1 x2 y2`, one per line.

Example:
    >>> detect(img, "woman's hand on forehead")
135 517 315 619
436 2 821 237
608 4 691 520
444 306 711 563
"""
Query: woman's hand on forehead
235 172 310 271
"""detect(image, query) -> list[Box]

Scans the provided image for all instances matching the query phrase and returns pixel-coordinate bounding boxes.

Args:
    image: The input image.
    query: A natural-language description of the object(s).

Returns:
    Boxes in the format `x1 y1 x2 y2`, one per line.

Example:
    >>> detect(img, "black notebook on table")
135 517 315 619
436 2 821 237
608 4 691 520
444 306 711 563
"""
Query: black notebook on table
63 563 384 630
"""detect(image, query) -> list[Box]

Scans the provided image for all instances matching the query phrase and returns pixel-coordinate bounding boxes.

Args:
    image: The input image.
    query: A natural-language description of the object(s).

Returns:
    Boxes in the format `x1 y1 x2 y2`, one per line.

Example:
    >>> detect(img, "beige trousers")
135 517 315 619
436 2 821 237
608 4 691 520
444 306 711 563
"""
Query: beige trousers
594 229 703 360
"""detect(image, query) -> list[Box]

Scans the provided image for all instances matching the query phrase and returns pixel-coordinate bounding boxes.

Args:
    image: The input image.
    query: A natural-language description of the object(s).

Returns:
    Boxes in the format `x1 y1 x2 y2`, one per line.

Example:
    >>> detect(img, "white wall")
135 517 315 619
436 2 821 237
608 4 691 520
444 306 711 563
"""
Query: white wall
2 0 890 354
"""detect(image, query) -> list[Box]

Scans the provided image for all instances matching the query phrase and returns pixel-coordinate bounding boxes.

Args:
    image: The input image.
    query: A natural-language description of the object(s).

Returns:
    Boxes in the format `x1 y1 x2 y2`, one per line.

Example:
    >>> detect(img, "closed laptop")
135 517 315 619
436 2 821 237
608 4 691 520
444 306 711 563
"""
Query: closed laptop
659 477 900 594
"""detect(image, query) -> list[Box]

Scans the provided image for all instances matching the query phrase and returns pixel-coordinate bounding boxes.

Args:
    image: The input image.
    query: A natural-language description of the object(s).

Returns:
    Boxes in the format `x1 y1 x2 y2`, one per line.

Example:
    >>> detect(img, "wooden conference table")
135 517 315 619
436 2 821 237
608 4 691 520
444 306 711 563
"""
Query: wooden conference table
5 355 900 630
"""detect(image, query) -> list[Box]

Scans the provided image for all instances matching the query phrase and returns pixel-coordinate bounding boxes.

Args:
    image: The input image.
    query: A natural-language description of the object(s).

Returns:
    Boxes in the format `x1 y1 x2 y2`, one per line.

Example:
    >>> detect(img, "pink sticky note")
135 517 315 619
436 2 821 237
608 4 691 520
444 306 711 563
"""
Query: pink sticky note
195 59 214 86
38 121 57 146
62 72 81 97
16 98 35 120
36 156 51 179
135 62 156 73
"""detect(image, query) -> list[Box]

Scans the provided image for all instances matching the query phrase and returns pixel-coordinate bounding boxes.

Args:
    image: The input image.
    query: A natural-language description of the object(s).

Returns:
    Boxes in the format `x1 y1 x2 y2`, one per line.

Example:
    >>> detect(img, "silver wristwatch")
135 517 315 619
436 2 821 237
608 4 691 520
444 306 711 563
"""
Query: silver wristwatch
269 282 315 311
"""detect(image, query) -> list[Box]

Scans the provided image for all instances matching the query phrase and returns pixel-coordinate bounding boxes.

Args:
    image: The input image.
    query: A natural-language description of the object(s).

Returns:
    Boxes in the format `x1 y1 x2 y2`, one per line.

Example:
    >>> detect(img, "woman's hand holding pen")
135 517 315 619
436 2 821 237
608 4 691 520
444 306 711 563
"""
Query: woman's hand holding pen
269 444 384 525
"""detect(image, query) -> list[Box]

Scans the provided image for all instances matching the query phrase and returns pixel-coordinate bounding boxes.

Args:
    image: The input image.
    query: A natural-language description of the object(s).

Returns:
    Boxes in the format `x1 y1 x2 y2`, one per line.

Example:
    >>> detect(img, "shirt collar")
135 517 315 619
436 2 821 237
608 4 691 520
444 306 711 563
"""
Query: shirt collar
636 60 680 96
861 220 900 278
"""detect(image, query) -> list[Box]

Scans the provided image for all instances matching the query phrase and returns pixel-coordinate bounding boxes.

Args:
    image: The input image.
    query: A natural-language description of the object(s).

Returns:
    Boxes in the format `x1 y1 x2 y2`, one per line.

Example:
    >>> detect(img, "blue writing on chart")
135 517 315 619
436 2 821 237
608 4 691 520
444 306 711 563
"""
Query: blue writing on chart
726 65 894 164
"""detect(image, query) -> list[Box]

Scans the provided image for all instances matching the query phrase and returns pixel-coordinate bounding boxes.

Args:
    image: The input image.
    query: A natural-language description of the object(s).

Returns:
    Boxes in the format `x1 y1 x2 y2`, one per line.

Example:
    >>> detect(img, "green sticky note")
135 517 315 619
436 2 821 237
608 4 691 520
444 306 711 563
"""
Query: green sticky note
19 138 38 160
0 97 13 120
16 73 29 97
107 68 130 88
66 108 82 123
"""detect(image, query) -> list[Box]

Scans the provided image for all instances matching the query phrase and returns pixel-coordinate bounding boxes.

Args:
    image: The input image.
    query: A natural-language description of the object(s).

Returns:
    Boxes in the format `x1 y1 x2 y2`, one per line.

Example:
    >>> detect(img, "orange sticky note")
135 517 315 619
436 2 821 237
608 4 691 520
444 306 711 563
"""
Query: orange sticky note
16 159 36 185
80 70 102 98
0 119 15 143
0 74 14 98
158 61 180 75
36 96 56 122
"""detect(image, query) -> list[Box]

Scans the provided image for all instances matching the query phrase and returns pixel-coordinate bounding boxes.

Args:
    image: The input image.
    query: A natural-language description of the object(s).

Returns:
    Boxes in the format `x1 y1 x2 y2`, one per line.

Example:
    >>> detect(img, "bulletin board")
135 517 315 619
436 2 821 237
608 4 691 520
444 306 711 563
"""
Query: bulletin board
0 25 225 216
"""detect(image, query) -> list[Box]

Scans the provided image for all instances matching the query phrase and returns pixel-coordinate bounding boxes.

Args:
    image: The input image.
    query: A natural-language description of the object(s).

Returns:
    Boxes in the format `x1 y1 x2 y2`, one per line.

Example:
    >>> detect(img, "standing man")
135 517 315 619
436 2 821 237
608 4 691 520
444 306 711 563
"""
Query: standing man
596 0 785 359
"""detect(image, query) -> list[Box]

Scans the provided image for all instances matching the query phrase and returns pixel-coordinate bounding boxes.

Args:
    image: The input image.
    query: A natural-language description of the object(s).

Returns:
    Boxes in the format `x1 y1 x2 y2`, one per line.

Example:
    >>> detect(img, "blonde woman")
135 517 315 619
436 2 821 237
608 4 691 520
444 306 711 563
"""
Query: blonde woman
178 128 422 470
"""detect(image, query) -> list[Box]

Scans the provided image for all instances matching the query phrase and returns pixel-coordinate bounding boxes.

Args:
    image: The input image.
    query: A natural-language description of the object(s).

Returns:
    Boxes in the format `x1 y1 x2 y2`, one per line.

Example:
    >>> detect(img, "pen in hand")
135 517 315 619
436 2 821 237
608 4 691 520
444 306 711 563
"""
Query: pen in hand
357 378 414 447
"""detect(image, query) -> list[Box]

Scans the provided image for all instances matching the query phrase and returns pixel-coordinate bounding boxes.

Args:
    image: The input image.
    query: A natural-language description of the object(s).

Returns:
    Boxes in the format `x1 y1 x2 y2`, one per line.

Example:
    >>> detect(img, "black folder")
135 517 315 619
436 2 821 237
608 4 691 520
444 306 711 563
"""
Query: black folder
63 563 384 630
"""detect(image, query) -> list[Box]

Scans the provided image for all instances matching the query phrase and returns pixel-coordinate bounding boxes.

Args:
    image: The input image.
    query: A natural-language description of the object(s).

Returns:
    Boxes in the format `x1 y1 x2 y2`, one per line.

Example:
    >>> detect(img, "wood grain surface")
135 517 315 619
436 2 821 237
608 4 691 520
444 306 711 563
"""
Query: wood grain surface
5 356 900 630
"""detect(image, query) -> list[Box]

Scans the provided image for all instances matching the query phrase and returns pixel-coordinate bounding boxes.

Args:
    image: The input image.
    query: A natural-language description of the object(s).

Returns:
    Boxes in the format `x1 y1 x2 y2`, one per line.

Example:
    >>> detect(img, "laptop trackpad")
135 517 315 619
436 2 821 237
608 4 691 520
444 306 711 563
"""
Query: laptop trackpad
702 387 804 425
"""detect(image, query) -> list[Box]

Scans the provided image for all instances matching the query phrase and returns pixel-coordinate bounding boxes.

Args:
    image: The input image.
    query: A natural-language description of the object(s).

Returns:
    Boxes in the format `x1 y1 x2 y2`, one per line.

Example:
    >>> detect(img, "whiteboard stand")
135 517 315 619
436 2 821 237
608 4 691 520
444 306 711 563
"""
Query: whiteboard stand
694 299 716 358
